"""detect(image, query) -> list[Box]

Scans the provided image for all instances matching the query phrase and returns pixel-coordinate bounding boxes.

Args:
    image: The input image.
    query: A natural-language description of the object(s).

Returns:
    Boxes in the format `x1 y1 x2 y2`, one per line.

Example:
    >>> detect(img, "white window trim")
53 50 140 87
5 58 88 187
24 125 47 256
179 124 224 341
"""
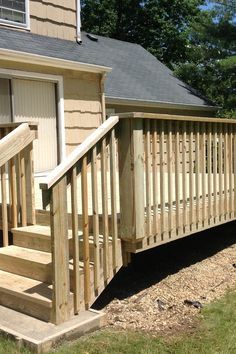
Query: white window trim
0 0 30 30
0 68 66 162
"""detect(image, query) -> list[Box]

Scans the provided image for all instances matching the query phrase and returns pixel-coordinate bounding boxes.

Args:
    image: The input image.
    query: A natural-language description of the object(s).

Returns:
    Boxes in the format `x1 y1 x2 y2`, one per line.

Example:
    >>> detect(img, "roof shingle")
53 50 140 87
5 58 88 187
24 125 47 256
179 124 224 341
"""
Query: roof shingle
0 28 215 108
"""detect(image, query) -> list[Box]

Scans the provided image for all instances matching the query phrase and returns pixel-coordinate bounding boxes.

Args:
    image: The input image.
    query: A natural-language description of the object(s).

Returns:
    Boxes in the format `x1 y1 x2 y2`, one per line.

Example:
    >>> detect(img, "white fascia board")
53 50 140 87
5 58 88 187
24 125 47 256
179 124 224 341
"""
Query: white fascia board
106 96 219 111
0 48 112 74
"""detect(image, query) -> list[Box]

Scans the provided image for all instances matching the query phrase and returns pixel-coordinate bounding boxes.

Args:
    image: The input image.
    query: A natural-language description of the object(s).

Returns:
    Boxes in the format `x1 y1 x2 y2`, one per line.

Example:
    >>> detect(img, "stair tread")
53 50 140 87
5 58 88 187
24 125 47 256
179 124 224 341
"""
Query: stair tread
13 225 113 244
0 245 95 269
0 270 52 305
12 225 52 237
0 245 51 264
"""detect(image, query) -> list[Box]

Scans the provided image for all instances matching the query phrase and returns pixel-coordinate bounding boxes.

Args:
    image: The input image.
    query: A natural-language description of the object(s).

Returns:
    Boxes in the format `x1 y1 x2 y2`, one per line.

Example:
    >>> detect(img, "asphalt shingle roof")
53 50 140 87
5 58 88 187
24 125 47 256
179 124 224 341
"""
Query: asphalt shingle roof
0 27 214 108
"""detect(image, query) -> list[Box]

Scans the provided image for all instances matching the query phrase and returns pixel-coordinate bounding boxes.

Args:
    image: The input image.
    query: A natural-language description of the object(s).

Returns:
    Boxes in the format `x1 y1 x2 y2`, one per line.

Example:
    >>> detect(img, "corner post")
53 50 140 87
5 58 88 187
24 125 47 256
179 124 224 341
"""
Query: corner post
24 142 36 225
118 117 145 242
50 176 70 324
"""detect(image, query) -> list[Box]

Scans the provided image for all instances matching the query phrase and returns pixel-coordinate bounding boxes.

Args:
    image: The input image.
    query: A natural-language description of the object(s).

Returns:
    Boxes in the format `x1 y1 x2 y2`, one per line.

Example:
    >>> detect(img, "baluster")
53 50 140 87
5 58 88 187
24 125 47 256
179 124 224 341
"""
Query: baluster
20 150 27 226
101 137 109 283
182 121 187 232
110 129 118 272
219 124 223 221
152 120 158 239
195 122 200 229
229 124 233 218
189 122 194 230
0 129 8 246
201 123 206 227
224 125 229 220
81 155 90 308
71 166 80 314
213 124 218 223
160 120 166 240
175 121 180 235
24 142 35 225
91 145 100 293
167 120 173 237
1 161 8 246
145 119 152 239
207 123 212 225
9 156 18 228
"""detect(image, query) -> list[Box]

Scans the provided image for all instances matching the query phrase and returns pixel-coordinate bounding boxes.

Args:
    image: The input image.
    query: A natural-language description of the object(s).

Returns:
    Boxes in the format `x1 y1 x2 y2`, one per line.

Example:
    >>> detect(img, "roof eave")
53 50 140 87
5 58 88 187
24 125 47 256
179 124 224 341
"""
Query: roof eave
0 48 112 74
106 96 219 112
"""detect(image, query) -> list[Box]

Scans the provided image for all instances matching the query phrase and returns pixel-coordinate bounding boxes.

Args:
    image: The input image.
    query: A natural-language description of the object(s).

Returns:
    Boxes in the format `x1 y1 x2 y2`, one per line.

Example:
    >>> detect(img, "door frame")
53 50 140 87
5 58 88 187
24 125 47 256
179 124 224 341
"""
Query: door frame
0 68 66 162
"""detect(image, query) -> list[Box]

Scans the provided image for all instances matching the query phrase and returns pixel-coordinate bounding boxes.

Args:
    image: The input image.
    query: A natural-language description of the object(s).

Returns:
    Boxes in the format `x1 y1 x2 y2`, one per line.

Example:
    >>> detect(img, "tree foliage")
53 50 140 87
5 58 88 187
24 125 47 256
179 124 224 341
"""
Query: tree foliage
81 0 236 116
81 0 204 67
175 0 236 117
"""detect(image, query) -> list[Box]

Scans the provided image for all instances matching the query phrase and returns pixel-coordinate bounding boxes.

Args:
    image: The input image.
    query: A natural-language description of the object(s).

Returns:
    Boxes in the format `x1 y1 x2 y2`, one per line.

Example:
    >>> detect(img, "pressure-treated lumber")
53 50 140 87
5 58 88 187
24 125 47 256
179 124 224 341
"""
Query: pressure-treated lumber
0 124 36 168
50 177 70 325
70 166 80 314
118 118 145 241
118 112 236 124
0 270 52 322
81 155 90 309
101 138 109 282
40 116 119 190
91 145 100 292
110 129 119 272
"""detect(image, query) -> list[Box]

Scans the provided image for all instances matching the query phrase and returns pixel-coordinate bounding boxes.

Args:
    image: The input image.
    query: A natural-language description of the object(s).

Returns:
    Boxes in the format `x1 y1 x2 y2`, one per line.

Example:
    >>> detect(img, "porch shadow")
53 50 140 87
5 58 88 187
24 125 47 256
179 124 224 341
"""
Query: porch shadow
92 220 236 310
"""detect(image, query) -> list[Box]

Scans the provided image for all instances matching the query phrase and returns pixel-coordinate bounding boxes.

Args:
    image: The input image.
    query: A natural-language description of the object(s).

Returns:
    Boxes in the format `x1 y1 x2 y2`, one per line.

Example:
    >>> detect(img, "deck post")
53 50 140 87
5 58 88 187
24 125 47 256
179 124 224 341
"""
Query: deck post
118 117 145 241
50 176 70 325
24 142 36 225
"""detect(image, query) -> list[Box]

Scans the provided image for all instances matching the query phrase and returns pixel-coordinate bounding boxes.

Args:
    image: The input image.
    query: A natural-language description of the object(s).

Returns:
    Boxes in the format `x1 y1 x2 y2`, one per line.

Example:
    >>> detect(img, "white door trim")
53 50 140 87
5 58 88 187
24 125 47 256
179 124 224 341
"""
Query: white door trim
0 68 66 162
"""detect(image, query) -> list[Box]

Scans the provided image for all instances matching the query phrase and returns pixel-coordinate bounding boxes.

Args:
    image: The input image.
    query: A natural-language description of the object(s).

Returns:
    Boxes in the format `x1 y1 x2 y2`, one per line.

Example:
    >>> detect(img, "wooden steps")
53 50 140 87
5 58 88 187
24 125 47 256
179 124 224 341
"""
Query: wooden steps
0 224 123 323
0 270 53 322
13 225 112 261
0 246 52 283
13 225 52 253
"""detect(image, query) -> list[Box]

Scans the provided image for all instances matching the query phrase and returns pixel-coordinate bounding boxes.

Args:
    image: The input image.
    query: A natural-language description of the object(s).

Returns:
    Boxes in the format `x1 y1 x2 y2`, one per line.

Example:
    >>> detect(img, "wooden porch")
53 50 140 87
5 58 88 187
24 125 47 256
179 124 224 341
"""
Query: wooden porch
0 112 236 326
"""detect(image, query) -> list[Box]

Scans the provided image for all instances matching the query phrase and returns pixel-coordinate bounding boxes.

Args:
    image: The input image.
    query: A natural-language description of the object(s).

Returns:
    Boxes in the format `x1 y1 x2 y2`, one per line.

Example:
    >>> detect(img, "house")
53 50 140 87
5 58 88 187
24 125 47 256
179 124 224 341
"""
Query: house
1 2 234 351
0 1 217 174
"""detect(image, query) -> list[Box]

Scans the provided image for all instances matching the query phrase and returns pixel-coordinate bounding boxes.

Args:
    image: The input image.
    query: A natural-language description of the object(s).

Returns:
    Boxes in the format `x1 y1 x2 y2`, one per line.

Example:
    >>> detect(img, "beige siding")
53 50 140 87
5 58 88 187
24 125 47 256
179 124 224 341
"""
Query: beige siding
64 74 102 154
106 103 216 117
0 61 103 156
30 0 77 41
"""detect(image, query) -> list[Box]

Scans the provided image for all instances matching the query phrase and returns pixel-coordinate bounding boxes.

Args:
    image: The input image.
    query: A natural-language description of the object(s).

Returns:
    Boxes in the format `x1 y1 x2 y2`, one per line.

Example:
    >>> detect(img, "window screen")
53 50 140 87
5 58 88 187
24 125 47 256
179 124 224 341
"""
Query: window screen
0 0 27 26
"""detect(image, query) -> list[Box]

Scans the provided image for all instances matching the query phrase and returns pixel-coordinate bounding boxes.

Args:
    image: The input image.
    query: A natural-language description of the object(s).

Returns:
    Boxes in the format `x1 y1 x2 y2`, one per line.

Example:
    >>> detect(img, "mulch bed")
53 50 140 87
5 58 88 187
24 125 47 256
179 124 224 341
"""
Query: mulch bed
93 221 236 334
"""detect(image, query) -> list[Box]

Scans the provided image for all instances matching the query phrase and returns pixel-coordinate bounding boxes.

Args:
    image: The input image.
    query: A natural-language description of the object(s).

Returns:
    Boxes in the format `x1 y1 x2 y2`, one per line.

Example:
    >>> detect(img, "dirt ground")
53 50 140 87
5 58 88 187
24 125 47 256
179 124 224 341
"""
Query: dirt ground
93 221 236 334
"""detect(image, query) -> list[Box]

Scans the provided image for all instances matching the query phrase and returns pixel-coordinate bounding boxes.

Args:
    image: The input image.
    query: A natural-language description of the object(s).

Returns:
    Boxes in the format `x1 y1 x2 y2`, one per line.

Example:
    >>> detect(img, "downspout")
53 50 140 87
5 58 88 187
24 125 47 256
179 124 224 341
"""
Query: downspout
100 73 106 122
76 0 82 43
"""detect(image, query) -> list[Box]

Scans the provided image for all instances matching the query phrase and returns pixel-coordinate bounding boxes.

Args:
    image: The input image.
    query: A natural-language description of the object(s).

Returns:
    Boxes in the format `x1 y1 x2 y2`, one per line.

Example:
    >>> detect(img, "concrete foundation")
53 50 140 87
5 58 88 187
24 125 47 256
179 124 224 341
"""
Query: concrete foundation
0 305 106 353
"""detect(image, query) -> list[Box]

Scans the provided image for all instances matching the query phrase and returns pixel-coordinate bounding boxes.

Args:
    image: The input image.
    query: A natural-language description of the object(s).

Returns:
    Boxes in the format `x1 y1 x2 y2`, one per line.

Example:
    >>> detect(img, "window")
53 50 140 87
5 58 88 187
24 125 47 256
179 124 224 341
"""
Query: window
0 0 29 28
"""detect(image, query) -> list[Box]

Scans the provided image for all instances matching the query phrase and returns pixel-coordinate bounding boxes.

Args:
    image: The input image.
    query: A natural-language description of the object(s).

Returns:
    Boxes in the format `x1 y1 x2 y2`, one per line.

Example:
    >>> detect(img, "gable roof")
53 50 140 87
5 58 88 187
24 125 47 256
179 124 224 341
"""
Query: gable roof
0 27 215 109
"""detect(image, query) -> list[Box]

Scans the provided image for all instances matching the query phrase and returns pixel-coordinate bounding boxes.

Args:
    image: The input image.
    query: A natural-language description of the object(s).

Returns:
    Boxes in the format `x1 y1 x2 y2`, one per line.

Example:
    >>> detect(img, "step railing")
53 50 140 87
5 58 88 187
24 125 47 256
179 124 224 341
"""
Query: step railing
40 111 236 324
0 123 37 247
40 116 120 325
118 113 236 250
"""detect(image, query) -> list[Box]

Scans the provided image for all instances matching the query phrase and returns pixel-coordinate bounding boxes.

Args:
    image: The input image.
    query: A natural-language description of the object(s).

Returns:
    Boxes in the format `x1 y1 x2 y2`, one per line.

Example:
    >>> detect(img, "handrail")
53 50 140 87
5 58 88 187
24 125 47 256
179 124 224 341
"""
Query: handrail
0 122 37 243
40 115 119 190
0 122 38 130
118 112 236 124
0 123 37 168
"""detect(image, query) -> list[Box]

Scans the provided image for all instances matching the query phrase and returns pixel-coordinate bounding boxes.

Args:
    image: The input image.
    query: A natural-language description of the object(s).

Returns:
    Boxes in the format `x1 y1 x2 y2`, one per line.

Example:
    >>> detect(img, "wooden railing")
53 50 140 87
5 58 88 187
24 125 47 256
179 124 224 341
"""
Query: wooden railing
40 116 120 324
39 111 236 324
0 123 37 246
118 113 236 251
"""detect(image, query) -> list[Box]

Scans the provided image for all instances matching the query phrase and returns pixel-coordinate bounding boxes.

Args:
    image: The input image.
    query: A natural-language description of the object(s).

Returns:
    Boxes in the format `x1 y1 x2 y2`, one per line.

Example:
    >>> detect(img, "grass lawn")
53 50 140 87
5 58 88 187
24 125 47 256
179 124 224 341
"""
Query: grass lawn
0 290 235 354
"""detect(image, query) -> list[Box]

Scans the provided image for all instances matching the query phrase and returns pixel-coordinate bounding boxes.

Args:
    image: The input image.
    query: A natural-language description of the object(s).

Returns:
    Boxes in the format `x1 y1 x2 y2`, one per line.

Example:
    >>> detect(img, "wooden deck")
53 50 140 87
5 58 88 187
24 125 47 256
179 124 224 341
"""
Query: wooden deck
1 113 236 326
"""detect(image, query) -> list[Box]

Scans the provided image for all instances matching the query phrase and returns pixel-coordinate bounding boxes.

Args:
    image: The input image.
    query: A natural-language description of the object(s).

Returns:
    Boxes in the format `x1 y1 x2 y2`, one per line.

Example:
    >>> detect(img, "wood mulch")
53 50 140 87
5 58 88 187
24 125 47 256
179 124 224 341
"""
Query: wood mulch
93 221 236 335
